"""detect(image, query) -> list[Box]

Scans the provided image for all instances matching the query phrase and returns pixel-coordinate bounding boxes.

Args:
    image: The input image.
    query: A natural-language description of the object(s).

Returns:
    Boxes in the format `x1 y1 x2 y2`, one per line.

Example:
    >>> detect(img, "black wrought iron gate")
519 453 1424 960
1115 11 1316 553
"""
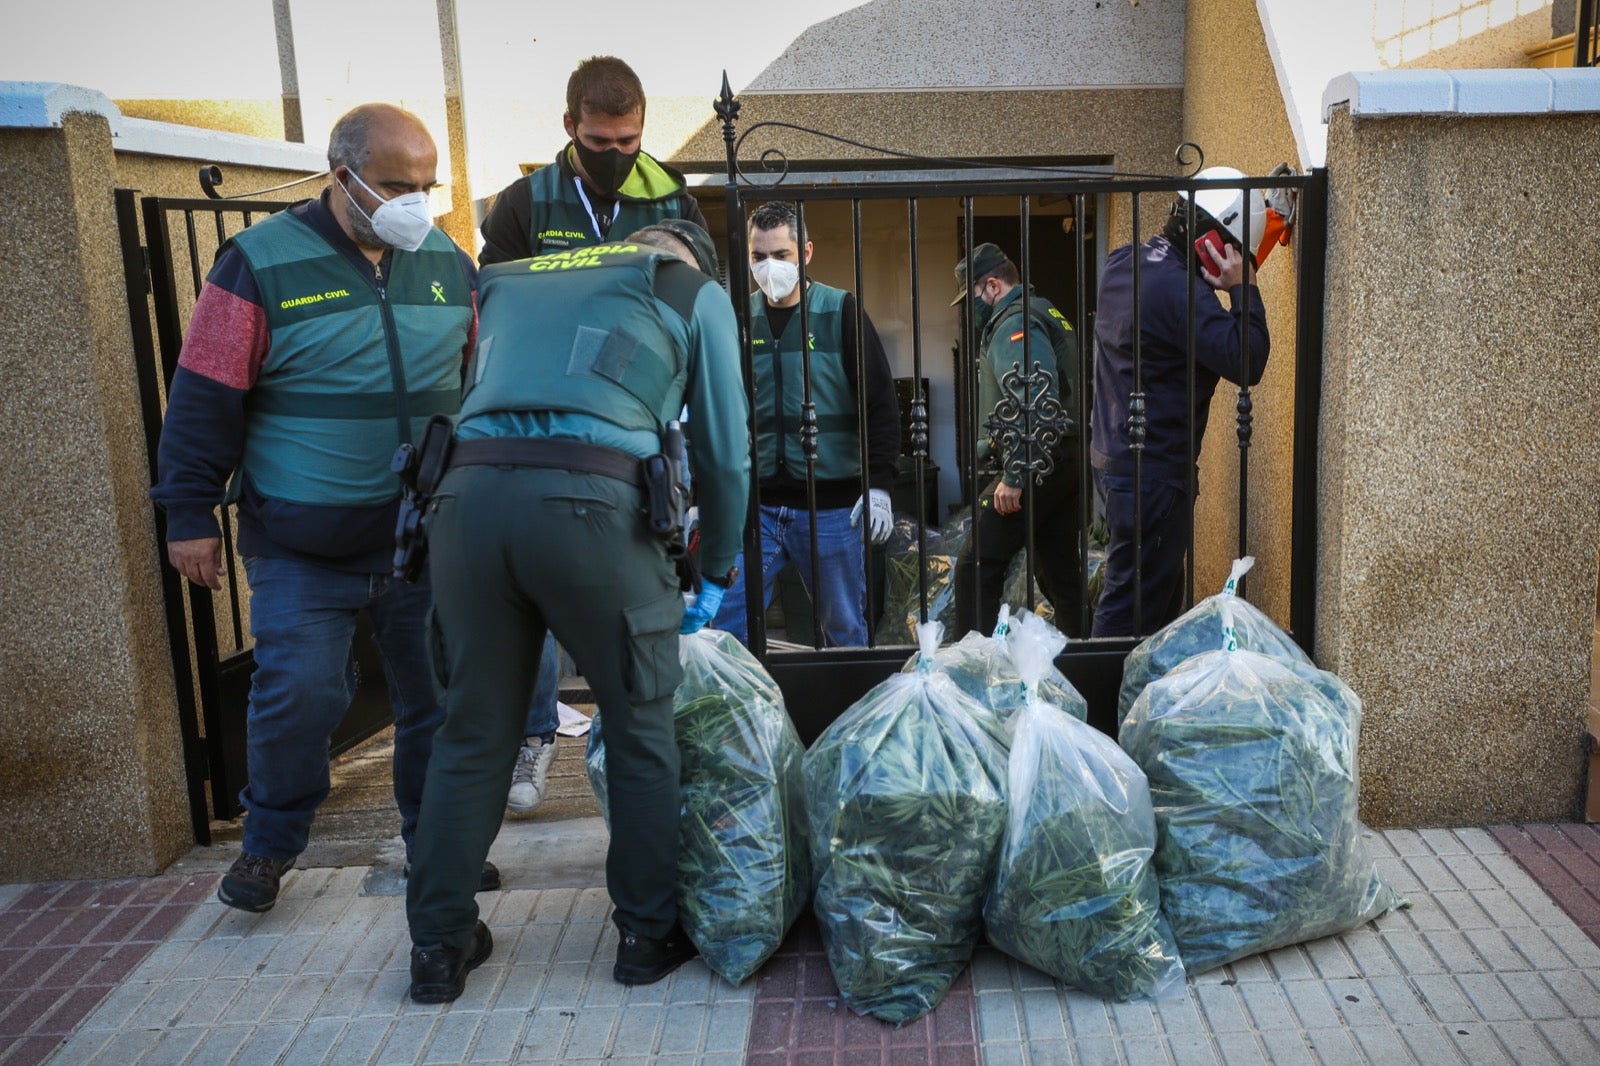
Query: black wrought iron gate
708 84 1327 745
115 184 397 843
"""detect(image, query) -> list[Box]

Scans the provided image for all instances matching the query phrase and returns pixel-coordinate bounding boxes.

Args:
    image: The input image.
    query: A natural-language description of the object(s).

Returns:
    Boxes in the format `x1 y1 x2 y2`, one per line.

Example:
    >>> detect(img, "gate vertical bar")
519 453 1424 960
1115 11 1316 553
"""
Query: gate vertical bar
716 73 767 655
1289 168 1328 657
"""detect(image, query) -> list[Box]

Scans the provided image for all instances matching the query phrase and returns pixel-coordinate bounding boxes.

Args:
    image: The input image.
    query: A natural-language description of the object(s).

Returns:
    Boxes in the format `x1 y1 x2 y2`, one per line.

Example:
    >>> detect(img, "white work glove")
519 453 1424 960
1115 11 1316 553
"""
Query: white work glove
850 488 894 545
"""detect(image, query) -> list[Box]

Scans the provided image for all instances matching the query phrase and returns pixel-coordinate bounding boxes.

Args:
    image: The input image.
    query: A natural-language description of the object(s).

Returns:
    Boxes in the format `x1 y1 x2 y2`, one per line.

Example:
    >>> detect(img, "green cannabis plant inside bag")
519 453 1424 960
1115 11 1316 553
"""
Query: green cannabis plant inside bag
984 613 1186 1000
1119 643 1402 976
1118 557 1311 726
585 628 810 984
803 622 1009 1025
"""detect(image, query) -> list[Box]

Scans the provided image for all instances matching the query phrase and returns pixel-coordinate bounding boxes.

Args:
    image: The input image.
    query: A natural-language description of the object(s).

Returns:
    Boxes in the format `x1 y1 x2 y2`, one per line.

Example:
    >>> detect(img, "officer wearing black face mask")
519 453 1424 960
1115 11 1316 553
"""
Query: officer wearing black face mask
478 55 709 262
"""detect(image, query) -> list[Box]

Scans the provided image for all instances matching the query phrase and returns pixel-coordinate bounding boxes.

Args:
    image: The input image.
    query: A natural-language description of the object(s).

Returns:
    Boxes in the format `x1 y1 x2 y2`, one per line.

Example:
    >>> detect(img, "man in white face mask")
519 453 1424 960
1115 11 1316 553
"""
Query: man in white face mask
151 102 498 914
713 201 902 648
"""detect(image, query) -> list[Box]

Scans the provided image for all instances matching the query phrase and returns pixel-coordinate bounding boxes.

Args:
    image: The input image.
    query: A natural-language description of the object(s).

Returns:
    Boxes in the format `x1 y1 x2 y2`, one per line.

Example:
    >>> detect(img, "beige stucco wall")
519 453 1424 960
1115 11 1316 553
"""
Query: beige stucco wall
1178 0 1305 629
1319 106 1600 826
0 114 194 880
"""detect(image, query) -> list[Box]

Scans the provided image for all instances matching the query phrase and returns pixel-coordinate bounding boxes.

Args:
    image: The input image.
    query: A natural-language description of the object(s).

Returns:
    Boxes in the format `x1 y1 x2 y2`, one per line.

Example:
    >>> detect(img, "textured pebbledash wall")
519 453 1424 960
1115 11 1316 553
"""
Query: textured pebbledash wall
1318 71 1600 825
0 97 191 879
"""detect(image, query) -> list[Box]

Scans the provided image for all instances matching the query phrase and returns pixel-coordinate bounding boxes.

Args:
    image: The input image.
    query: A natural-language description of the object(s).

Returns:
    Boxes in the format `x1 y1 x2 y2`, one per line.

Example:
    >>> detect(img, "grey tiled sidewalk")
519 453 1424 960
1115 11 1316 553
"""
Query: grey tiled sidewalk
29 821 1600 1065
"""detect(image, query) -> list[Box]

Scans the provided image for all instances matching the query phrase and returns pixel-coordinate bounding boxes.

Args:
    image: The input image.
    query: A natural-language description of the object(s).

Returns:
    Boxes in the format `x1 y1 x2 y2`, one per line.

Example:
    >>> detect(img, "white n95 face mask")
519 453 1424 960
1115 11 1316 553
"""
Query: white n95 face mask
750 257 799 303
344 169 434 252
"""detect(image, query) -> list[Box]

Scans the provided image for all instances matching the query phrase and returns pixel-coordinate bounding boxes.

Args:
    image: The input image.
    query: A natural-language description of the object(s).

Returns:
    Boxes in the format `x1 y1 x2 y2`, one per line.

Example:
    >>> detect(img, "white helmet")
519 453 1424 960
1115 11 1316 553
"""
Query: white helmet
1180 166 1266 251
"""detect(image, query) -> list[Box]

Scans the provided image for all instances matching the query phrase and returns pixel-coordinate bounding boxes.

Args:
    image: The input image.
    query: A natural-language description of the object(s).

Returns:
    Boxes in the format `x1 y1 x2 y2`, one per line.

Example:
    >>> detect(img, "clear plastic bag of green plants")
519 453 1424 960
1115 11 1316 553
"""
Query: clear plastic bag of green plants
1119 616 1402 976
803 622 1009 1025
1117 557 1311 726
984 612 1184 1000
878 511 970 644
902 606 1086 725
585 628 810 985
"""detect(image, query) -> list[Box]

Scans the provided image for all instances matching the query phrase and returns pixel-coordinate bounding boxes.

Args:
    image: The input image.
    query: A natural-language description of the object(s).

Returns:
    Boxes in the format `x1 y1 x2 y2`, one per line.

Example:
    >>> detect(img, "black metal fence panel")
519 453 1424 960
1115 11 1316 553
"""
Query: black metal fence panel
705 82 1327 734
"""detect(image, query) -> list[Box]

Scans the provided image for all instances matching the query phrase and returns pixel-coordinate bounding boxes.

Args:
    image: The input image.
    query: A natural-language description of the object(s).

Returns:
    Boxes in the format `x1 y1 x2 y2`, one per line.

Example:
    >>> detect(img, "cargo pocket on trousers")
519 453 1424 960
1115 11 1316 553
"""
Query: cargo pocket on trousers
621 589 686 702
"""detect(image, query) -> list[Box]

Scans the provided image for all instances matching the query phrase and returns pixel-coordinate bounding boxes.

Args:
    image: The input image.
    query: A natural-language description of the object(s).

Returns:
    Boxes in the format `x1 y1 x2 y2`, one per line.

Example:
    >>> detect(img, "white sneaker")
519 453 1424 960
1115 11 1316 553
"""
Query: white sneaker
506 735 558 816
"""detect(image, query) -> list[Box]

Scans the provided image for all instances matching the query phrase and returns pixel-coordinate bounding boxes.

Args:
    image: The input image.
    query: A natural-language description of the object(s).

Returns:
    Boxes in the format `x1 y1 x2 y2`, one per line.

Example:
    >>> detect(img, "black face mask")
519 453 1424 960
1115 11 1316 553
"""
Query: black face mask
572 139 639 197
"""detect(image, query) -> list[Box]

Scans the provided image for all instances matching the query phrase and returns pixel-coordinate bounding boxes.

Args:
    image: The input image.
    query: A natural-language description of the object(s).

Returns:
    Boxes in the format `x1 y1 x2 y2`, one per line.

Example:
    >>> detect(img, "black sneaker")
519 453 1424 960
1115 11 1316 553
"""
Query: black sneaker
613 923 698 985
402 860 501 893
217 852 296 913
409 919 493 1003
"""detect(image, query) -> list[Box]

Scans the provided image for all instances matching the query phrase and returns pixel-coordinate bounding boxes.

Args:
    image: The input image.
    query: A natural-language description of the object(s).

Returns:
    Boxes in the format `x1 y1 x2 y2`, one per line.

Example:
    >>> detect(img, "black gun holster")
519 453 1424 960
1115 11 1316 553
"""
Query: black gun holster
391 414 456 582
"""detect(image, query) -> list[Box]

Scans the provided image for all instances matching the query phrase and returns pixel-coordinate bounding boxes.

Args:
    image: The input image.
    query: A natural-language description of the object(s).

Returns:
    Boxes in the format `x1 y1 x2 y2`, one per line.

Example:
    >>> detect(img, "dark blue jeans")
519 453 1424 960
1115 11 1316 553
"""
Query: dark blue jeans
1090 471 1192 638
522 631 560 738
713 504 867 647
239 555 444 862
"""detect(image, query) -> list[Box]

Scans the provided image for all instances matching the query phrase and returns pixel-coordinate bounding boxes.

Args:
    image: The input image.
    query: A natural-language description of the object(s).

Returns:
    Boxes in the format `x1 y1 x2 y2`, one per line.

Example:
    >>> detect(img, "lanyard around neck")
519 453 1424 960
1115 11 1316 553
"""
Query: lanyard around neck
573 177 620 239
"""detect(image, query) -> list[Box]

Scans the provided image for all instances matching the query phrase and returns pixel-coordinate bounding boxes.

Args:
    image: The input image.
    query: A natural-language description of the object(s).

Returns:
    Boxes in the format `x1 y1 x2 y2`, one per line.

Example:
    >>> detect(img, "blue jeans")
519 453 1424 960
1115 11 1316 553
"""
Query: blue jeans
522 631 560 738
1090 471 1192 638
713 504 867 647
239 555 444 862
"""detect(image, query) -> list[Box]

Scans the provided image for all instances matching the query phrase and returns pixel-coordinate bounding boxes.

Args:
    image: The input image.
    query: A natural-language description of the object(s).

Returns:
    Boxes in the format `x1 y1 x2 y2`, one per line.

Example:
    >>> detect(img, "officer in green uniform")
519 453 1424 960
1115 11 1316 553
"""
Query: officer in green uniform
405 221 748 1003
477 54 710 812
478 55 707 261
951 243 1085 637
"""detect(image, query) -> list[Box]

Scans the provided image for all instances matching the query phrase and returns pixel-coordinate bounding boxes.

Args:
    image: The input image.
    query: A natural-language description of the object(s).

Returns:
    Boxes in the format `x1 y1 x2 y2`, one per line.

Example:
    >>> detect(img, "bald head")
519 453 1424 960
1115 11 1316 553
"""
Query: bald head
328 103 434 174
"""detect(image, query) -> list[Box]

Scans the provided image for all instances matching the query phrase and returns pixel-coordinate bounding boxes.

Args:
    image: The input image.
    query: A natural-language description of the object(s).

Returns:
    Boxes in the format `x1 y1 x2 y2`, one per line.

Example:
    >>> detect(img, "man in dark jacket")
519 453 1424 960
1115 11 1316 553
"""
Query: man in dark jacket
1089 167 1273 636
477 55 706 261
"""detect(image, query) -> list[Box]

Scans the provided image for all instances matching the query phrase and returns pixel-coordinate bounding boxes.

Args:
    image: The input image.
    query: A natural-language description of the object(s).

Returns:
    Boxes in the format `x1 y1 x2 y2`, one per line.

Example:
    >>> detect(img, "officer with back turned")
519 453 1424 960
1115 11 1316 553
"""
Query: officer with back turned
403 220 749 1002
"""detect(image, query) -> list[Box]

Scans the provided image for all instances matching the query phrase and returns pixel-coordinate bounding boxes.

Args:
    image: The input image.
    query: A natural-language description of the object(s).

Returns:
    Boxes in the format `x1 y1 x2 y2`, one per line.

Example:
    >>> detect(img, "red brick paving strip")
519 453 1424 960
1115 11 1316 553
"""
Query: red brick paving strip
0 872 221 1066
745 914 980 1066
1489 822 1600 947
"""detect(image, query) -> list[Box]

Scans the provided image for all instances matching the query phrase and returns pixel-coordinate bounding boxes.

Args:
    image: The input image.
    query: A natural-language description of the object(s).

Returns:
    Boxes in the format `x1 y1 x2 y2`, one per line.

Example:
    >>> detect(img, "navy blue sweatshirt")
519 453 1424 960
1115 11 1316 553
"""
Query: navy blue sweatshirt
1090 236 1269 484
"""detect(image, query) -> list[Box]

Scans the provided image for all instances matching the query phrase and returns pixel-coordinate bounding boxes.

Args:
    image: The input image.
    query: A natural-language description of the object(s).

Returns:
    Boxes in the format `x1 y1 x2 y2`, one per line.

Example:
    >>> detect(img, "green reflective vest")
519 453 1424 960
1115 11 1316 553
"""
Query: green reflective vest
979 288 1080 467
230 214 469 506
523 151 695 254
749 282 860 481
461 245 690 434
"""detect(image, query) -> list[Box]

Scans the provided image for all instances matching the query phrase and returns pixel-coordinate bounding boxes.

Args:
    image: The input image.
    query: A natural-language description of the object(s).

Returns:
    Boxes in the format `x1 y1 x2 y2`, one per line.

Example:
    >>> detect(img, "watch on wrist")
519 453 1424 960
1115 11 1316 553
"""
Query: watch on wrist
706 566 739 589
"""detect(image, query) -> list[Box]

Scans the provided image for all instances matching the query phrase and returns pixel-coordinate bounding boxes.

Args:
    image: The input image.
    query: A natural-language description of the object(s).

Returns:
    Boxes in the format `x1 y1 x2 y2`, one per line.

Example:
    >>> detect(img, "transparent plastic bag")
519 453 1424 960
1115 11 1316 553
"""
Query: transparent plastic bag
878 511 971 643
902 606 1086 725
802 622 1009 1025
984 612 1185 1000
1119 645 1403 976
1118 557 1310 725
585 628 809 984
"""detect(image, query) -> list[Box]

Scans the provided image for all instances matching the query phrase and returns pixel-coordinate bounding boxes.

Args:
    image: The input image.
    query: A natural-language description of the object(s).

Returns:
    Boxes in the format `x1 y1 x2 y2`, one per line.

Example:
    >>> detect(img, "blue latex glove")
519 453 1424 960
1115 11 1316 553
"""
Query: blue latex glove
679 578 726 634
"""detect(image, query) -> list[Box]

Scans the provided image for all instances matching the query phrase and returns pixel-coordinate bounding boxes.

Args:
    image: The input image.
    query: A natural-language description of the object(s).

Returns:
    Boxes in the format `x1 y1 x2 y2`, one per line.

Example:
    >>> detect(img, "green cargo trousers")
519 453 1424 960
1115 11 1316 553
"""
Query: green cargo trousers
406 463 686 951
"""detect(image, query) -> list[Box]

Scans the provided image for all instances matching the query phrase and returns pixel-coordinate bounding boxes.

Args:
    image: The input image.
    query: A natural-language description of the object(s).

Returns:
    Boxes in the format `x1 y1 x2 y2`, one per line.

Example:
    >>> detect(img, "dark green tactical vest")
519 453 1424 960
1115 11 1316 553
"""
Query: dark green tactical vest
749 282 860 480
979 290 1080 446
460 245 691 433
230 214 469 506
523 151 694 254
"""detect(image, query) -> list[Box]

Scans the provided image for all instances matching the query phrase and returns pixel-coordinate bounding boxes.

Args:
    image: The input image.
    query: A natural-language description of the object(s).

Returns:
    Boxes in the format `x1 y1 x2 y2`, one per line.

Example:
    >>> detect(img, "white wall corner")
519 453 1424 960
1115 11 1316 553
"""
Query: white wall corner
1322 70 1456 121
1324 68 1600 120
0 81 120 132
113 117 327 173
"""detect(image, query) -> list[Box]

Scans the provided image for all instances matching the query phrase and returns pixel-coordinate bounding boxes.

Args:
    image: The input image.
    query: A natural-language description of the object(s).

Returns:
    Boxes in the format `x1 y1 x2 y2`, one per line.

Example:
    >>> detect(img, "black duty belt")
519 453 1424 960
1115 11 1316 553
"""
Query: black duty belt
449 437 647 489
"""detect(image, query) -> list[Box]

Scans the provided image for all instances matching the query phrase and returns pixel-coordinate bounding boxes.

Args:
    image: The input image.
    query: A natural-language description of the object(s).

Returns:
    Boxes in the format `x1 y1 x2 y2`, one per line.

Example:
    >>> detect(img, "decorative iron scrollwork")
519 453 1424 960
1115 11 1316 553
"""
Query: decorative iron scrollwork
983 361 1071 483
1175 141 1205 177
194 164 329 201
910 389 929 460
